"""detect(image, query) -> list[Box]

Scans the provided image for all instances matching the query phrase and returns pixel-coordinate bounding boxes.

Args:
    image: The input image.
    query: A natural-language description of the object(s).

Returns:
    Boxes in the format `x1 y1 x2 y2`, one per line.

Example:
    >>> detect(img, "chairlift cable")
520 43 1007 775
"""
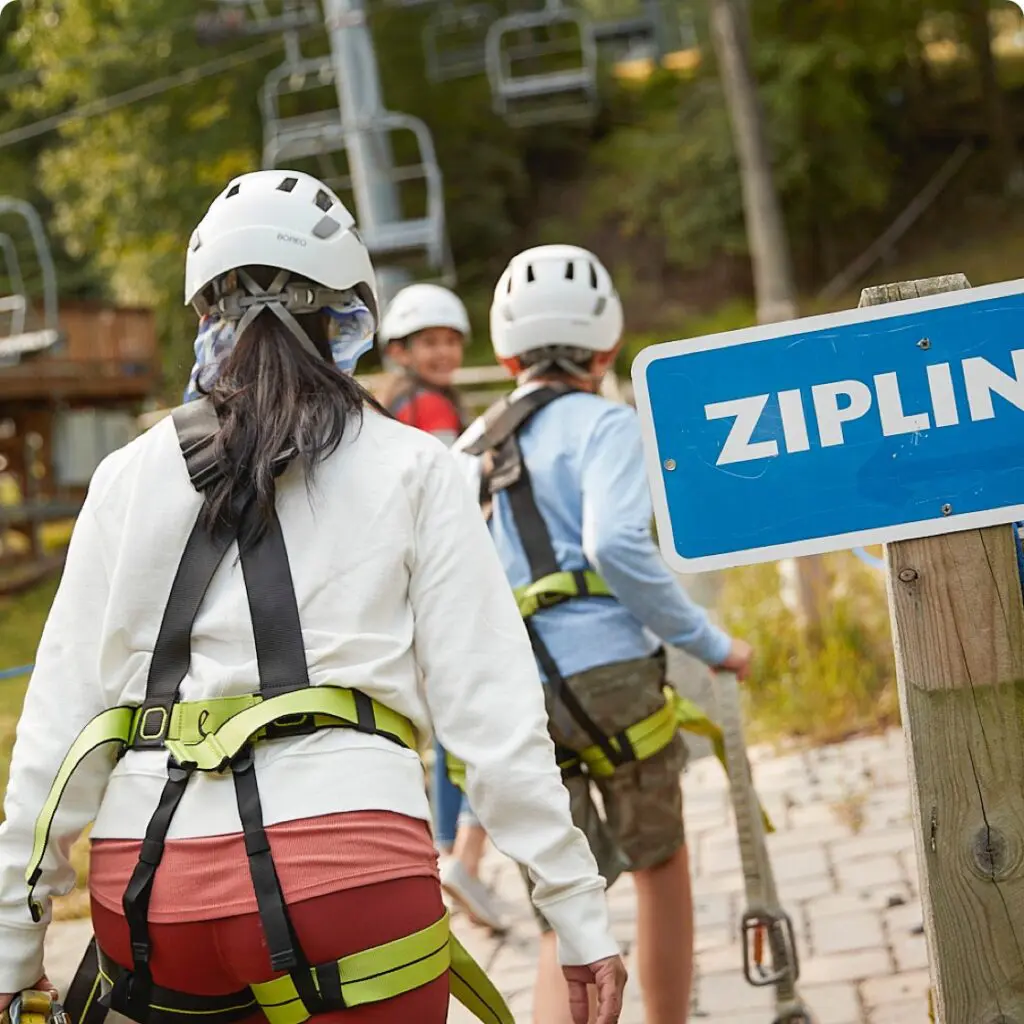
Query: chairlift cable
0 36 302 152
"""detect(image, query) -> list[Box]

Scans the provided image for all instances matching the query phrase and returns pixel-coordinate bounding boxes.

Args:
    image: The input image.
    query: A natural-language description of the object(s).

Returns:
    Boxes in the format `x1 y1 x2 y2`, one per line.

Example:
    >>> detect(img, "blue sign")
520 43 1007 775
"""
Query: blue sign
631 280 1024 572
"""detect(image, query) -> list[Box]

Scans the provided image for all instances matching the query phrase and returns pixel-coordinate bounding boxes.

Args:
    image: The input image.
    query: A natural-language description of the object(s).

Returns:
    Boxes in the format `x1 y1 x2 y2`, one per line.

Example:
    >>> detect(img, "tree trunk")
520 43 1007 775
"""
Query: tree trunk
708 0 797 324
965 0 1021 192
709 0 828 635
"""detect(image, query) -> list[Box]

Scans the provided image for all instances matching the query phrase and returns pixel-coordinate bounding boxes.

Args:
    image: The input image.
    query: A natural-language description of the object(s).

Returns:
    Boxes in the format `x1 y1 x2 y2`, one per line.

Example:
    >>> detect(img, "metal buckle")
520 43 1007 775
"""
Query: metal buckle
741 909 799 987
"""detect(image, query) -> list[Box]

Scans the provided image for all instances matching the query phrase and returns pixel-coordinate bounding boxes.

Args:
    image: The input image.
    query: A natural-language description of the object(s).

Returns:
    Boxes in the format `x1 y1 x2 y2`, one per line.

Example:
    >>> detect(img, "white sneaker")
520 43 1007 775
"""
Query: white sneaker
440 859 507 933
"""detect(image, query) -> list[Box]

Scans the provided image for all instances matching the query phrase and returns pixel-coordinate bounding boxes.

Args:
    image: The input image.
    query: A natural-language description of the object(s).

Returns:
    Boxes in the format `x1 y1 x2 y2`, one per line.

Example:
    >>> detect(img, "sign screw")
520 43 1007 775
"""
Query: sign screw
941 503 953 516
917 338 931 350
898 568 919 583
664 459 677 471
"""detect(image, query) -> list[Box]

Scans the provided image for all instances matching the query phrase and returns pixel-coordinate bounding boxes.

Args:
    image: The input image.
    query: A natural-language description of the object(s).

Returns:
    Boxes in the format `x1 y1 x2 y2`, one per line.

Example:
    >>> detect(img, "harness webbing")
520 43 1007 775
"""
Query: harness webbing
467 384 629 768
38 396 513 1024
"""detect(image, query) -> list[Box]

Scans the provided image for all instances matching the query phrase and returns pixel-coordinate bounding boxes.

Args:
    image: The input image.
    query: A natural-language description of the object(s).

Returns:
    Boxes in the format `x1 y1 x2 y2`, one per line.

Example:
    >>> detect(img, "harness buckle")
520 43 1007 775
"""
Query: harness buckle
133 703 172 749
535 592 569 611
741 909 799 987
166 756 196 783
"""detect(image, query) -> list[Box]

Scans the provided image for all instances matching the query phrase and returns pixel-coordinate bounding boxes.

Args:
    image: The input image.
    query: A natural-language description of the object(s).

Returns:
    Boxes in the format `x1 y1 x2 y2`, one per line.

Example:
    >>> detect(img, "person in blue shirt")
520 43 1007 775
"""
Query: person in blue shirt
454 244 753 1024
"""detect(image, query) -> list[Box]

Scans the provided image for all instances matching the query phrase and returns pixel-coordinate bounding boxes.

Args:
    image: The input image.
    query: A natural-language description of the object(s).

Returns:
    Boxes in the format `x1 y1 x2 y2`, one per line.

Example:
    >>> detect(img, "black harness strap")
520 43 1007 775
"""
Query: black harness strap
98 948 256 1024
64 938 108 1024
524 620 624 768
503 448 559 581
109 762 193 1019
111 398 326 1020
239 508 310 698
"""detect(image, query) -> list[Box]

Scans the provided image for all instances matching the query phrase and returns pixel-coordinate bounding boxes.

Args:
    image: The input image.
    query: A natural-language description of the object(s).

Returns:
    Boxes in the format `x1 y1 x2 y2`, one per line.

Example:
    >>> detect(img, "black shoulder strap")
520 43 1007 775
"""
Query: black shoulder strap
468 384 574 580
462 383 574 458
134 401 308 748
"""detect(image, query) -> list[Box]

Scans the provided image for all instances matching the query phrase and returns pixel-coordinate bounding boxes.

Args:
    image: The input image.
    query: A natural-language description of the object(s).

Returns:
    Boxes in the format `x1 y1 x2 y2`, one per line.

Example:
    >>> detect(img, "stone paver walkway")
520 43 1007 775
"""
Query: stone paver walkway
445 726 929 1024
43 727 930 1024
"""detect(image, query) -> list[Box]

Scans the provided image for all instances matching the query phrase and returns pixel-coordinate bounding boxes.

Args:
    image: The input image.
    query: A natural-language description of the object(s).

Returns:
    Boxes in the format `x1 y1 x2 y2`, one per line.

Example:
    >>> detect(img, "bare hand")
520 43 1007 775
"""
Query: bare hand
563 955 627 1024
0 977 58 1015
715 638 753 681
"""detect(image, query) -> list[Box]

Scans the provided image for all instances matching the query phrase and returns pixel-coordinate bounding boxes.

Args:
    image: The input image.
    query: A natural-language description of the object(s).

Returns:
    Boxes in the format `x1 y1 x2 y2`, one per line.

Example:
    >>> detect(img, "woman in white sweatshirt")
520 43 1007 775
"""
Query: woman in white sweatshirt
0 170 625 1024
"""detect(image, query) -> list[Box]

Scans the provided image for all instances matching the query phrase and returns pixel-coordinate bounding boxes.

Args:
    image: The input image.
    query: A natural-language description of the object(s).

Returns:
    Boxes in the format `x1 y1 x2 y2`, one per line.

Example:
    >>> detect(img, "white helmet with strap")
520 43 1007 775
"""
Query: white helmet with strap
185 170 378 360
489 244 623 363
379 283 470 346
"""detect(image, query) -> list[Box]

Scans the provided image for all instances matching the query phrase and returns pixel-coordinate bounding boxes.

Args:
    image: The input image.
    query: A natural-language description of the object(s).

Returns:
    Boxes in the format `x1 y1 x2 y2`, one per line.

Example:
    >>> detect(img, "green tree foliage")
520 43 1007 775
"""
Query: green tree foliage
0 0 1016 376
571 0 938 294
3 0 287 375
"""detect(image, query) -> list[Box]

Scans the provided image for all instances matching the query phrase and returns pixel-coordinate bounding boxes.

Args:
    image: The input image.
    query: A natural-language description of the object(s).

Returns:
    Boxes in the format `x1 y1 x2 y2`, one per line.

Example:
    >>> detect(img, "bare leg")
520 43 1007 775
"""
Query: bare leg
452 822 488 876
633 845 694 1024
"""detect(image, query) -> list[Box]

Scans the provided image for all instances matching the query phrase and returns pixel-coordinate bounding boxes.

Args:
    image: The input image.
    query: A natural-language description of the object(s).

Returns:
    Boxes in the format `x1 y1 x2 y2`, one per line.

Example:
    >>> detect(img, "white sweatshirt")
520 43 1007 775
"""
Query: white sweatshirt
0 406 618 991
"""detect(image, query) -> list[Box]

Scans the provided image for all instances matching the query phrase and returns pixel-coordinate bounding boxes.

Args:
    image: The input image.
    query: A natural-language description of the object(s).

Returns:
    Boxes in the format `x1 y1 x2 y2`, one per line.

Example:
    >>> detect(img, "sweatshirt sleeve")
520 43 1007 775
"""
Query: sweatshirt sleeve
0 493 116 992
408 445 618 967
580 404 733 667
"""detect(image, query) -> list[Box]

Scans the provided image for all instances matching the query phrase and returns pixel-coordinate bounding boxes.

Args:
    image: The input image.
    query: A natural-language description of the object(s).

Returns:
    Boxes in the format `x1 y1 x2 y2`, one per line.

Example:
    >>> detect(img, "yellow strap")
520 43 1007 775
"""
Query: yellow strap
163 687 418 771
253 912 513 1024
514 569 612 619
447 689 776 835
29 690 417 913
575 690 679 778
164 694 262 745
449 935 515 1024
26 706 135 916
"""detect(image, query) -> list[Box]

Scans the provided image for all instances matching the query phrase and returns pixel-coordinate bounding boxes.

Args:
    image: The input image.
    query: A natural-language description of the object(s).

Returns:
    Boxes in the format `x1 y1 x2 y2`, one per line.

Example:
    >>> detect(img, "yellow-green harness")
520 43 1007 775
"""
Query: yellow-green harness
32 398 513 1024
454 385 773 835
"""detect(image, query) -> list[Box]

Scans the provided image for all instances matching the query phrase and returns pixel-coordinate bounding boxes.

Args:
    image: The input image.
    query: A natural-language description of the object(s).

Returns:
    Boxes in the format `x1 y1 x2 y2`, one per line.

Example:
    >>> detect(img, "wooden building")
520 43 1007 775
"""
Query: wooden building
0 301 160 564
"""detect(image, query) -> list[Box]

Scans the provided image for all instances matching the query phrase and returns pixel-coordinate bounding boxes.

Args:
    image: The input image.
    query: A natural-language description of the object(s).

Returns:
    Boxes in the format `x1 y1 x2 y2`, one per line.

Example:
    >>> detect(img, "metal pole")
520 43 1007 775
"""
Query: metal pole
322 0 410 300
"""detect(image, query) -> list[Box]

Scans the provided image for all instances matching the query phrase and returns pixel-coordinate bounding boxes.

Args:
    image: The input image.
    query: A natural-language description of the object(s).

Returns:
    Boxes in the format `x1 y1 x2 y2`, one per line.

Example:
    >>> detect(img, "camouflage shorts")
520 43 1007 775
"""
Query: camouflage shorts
521 651 688 932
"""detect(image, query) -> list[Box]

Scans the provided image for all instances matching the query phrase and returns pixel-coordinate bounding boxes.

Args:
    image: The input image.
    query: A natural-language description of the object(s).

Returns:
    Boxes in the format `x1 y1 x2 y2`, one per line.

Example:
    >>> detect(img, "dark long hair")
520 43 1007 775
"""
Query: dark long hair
196 269 385 547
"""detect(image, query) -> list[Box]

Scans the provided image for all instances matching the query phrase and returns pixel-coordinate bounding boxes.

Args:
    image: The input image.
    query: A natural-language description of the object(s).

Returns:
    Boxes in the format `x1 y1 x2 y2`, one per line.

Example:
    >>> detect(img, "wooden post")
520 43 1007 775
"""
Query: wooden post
861 276 1024 1023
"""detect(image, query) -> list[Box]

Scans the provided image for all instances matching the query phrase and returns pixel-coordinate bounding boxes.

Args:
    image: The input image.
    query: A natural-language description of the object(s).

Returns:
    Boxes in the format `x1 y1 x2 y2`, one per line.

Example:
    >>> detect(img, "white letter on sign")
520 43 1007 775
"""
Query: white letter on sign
874 372 930 435
705 395 778 466
926 363 960 428
964 350 1024 421
811 380 873 447
778 389 811 453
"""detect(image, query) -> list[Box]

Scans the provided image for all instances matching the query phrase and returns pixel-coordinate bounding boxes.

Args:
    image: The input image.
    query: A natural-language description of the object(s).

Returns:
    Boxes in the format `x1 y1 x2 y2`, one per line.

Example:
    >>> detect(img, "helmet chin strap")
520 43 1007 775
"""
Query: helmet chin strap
518 355 594 385
217 269 324 361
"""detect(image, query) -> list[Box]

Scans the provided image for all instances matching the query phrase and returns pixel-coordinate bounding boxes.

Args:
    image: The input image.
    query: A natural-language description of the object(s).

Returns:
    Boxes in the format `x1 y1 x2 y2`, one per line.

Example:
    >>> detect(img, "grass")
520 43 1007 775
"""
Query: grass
0 576 90 918
719 552 900 748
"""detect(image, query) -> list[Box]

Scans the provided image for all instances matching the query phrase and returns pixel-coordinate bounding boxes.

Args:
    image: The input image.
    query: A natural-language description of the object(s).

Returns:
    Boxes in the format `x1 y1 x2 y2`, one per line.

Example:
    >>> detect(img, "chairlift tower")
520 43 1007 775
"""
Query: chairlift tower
209 0 456 308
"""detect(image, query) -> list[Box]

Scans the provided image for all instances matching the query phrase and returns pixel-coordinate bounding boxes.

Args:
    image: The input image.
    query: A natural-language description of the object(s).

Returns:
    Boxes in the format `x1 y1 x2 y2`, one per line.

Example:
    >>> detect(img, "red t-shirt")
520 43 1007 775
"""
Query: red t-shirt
391 389 463 445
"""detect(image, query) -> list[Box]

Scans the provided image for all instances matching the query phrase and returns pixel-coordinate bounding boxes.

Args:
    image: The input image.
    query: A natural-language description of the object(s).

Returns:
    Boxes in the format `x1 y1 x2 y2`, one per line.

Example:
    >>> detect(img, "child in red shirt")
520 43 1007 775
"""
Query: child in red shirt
377 284 468 447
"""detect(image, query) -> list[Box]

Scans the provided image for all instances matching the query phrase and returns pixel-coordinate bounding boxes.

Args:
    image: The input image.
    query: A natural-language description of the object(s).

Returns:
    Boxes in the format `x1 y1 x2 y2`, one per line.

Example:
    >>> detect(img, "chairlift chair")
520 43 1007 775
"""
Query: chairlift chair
484 0 598 128
0 233 27 339
261 62 454 284
0 199 61 365
423 2 497 83
195 0 320 44
592 14 658 65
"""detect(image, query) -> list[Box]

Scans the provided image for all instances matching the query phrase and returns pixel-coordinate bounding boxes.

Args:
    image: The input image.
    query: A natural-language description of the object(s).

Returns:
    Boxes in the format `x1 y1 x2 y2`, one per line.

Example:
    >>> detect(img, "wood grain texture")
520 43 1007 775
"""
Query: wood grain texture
861 276 1024 1024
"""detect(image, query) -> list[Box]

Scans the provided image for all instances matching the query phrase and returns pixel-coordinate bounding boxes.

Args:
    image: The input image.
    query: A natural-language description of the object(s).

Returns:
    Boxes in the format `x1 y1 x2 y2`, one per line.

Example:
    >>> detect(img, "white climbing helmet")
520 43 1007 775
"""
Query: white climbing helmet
378 283 470 346
184 169 378 326
489 244 623 361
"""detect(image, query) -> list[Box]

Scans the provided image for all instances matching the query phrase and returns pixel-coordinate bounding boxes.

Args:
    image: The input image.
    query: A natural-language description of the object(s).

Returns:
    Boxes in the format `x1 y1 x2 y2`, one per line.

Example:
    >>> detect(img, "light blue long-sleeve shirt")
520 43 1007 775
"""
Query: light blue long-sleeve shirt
455 385 732 681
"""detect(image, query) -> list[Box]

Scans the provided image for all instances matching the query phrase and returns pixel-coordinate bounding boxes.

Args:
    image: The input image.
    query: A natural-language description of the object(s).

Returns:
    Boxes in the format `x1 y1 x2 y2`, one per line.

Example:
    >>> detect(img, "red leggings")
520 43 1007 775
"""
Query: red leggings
91 877 450 1023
